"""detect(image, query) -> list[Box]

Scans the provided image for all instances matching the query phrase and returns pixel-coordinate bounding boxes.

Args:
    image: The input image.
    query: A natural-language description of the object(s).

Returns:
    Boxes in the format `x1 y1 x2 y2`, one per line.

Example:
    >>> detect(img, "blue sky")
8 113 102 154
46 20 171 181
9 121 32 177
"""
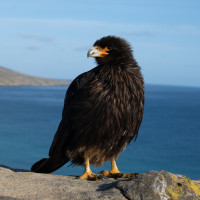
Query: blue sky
0 0 200 87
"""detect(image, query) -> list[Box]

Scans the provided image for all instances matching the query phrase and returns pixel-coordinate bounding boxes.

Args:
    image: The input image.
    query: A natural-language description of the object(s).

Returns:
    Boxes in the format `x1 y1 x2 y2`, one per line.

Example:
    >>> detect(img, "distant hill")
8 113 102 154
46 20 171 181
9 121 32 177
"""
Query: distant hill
0 66 70 86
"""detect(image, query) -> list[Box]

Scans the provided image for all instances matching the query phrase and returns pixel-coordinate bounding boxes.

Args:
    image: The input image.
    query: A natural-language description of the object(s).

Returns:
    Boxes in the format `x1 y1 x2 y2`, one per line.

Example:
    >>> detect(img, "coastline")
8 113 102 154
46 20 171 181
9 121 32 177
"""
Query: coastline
0 66 70 86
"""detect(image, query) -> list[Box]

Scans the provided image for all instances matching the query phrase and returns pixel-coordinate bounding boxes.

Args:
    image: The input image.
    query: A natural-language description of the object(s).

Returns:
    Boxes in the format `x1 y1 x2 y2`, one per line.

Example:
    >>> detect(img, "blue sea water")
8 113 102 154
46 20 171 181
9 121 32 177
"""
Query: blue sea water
0 85 200 179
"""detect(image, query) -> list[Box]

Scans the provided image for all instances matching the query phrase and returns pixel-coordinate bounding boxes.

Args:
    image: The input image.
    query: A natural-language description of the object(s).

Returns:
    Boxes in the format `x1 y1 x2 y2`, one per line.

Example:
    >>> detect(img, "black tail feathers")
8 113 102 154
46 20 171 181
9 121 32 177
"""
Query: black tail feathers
31 156 69 173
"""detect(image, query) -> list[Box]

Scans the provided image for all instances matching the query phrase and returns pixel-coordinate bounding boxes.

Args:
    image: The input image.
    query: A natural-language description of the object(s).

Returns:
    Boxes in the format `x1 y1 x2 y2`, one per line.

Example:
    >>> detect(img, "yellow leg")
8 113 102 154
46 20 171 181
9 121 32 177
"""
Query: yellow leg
100 158 138 178
110 158 121 174
79 155 100 180
101 158 122 177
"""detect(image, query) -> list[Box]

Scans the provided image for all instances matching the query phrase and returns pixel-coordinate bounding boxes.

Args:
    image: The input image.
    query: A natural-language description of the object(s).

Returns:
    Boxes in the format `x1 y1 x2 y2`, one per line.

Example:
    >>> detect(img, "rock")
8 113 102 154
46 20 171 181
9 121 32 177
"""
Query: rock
0 166 199 200
116 171 200 200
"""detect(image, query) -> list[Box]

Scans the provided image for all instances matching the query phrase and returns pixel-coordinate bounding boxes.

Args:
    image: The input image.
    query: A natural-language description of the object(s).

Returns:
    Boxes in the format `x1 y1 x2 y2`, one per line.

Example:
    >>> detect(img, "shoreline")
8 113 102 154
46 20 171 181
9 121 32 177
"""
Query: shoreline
0 66 70 86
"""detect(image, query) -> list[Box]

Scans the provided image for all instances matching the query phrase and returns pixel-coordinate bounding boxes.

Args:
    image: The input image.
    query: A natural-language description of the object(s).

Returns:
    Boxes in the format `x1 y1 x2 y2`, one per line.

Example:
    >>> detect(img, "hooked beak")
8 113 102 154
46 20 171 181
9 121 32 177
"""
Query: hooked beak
87 46 109 58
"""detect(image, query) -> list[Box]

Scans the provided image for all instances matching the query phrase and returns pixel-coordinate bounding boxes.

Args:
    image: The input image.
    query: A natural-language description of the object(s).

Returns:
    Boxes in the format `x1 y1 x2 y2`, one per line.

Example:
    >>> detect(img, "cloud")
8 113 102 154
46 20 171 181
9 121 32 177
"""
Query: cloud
121 30 154 37
18 33 56 51
26 45 41 51
20 33 55 43
2 17 200 37
74 46 90 52
0 18 106 28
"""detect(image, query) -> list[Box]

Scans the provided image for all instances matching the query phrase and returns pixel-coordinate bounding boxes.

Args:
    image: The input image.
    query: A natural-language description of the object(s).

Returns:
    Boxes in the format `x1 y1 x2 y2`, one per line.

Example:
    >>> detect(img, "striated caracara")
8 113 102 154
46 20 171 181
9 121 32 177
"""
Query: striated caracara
31 36 144 180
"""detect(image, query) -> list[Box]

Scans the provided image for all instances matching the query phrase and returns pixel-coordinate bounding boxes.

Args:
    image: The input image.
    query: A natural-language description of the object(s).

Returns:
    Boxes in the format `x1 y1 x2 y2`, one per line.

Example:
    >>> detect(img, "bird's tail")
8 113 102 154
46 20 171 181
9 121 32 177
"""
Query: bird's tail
31 156 69 173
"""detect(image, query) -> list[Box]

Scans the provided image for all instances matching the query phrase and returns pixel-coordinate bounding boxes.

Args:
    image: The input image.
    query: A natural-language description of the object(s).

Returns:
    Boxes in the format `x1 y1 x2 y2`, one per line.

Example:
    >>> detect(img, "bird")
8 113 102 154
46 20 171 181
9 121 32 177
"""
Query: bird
31 35 144 180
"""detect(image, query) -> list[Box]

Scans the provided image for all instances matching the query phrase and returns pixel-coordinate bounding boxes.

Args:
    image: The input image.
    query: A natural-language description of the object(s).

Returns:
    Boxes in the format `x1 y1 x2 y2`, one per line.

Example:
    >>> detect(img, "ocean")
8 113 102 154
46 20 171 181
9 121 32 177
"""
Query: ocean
0 85 200 180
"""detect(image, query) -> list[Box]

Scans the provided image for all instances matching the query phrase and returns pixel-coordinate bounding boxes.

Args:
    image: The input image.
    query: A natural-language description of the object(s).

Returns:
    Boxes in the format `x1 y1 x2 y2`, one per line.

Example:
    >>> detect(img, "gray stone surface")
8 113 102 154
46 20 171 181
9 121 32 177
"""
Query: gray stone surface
0 66 70 86
0 166 200 200
116 171 200 200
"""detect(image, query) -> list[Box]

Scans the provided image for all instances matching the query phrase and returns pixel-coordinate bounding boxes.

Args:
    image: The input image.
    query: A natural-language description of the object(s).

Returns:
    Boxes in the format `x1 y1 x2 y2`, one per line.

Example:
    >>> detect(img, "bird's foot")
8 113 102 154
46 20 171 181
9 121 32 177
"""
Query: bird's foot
99 169 138 179
122 173 138 178
79 170 102 181
100 168 121 177
99 169 123 178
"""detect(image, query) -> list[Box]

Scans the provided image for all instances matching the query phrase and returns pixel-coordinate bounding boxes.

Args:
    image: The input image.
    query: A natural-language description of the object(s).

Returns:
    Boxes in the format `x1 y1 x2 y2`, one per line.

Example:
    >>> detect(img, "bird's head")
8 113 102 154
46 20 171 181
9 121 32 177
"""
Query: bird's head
87 36 133 65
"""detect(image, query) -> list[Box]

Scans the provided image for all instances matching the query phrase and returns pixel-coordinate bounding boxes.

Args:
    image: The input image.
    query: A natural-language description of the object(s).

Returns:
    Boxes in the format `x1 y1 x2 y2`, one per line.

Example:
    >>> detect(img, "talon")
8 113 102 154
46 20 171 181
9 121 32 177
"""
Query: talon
79 171 101 181
111 173 123 179
99 170 123 178
79 155 103 181
100 170 110 176
122 173 138 178
99 170 138 179
98 159 138 179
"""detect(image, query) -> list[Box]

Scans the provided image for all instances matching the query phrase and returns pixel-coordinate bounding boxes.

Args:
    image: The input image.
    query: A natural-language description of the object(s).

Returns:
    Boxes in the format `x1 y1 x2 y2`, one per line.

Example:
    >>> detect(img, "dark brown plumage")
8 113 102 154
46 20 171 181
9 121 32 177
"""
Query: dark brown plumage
31 36 144 179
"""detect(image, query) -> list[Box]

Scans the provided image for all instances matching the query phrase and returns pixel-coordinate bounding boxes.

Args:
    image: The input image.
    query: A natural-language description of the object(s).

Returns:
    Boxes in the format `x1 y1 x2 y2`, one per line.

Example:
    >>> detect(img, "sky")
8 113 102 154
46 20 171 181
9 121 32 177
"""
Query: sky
0 0 200 87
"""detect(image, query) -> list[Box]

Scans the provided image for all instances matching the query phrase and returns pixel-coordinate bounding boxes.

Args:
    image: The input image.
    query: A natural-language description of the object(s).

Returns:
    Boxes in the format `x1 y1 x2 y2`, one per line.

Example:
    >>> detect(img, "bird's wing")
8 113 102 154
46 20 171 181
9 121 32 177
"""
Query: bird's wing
49 67 98 157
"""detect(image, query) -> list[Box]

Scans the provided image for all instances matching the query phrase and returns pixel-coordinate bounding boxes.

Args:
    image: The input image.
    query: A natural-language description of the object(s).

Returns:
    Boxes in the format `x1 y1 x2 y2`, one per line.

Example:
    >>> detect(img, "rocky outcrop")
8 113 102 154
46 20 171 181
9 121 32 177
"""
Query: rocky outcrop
0 66 70 86
0 166 199 200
